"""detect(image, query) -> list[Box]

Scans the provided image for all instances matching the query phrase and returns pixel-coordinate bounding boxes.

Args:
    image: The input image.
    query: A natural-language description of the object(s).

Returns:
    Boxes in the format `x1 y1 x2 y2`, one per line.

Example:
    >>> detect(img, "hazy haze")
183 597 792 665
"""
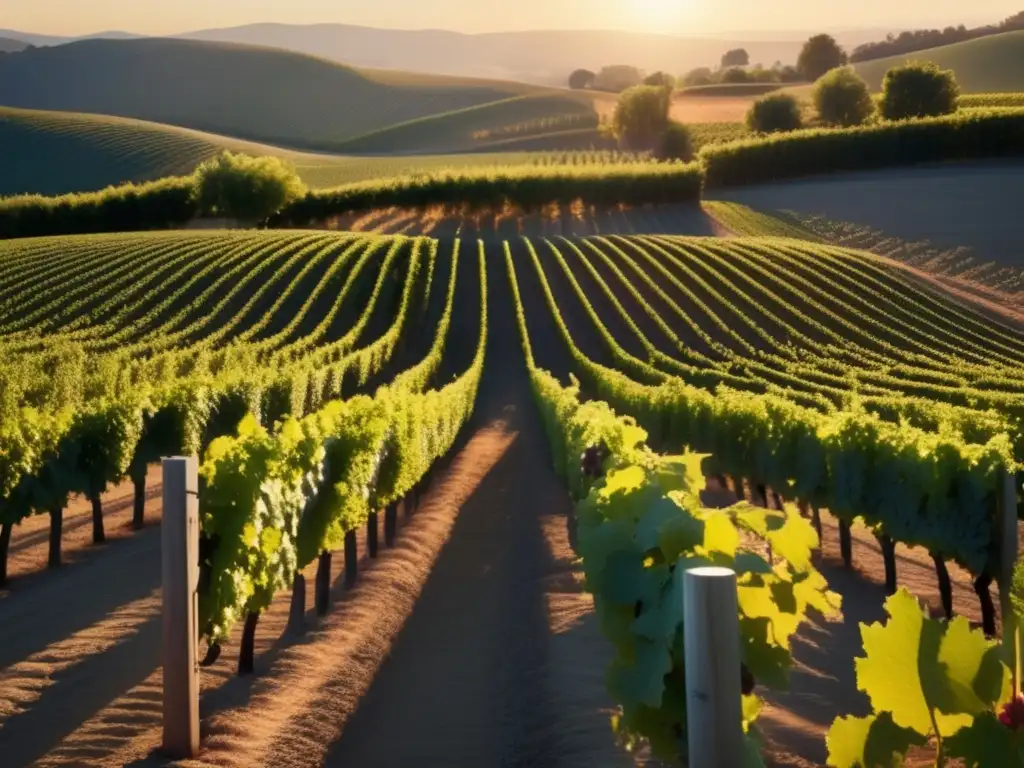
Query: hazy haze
4 0 1020 36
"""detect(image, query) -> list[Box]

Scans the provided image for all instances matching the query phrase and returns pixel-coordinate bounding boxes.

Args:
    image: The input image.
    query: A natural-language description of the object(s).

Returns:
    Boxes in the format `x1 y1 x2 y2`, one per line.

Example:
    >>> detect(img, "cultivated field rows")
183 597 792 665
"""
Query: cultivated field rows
2 230 1024 766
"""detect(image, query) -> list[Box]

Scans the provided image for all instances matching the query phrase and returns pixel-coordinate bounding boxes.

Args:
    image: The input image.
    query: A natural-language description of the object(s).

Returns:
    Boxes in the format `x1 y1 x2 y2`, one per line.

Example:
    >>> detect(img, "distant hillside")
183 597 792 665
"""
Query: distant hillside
0 38 593 149
0 28 141 46
0 37 26 53
179 23 812 85
855 30 1024 92
0 105 600 196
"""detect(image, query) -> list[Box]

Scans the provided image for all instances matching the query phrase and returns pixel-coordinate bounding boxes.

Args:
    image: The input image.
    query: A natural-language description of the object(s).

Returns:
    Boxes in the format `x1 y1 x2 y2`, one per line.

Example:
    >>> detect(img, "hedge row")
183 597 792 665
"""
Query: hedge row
268 162 704 227
0 176 197 239
4 108 1024 239
699 107 1024 188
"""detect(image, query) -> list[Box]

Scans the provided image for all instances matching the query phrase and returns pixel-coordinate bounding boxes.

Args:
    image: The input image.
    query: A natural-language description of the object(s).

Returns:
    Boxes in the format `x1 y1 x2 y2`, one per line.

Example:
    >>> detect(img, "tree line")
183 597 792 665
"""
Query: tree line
850 10 1024 62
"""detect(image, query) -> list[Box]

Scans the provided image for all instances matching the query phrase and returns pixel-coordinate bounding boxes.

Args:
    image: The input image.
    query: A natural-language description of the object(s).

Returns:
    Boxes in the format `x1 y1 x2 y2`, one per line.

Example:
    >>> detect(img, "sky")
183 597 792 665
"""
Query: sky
4 0 1021 37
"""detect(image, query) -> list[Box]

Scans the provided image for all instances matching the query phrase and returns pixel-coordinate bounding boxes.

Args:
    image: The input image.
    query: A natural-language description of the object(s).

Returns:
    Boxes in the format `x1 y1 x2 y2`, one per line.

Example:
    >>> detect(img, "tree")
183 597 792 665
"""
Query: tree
594 65 644 92
776 65 803 83
814 66 874 126
612 85 672 150
569 68 596 90
721 48 750 68
797 34 847 82
721 67 750 84
656 122 694 161
644 71 676 89
880 61 960 120
681 67 714 87
194 152 307 224
746 93 803 133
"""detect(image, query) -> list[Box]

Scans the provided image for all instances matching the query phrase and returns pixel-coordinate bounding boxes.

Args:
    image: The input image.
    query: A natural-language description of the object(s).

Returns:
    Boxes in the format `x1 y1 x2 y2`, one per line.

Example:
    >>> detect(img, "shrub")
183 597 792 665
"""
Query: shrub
612 85 671 150
700 108 1024 188
0 176 198 239
721 48 750 68
193 152 306 223
746 93 803 133
271 162 706 226
644 71 676 89
720 67 749 84
681 67 714 87
814 66 874 126
797 34 847 81
880 61 960 120
568 68 596 90
656 122 694 161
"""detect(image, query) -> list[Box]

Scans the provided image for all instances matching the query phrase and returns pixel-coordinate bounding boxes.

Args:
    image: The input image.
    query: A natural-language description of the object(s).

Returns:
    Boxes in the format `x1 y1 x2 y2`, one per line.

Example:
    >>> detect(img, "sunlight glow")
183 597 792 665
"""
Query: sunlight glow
630 0 692 30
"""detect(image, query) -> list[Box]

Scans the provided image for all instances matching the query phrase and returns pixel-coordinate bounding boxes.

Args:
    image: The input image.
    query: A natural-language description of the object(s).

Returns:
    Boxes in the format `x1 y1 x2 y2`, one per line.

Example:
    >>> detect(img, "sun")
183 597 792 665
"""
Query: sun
631 0 690 29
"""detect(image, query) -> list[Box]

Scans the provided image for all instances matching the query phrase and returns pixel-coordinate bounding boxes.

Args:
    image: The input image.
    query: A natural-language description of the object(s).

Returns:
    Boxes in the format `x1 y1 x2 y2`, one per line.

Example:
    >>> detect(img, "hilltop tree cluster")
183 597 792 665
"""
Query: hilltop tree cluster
850 10 1024 62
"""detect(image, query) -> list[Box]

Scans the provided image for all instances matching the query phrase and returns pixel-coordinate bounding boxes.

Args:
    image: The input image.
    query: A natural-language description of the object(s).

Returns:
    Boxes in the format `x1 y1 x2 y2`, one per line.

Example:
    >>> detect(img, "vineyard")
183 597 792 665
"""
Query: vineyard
2 228 1023 766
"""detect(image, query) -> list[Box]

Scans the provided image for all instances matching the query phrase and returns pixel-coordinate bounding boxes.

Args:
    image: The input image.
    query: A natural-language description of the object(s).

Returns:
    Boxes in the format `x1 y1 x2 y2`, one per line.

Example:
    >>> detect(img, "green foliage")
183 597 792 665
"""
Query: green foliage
814 66 875 127
798 34 849 81
272 161 705 225
506 241 839 764
700 108 1024 188
681 67 715 87
826 589 1022 766
612 85 672 150
746 94 804 134
644 71 676 89
569 68 596 89
194 152 306 223
721 67 750 84
881 62 961 121
721 48 751 68
655 122 694 161
0 175 198 239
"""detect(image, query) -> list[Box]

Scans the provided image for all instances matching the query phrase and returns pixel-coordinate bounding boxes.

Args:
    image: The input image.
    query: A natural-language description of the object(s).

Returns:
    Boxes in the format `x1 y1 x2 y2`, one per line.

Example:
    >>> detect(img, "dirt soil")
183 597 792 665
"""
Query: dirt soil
720 160 1024 267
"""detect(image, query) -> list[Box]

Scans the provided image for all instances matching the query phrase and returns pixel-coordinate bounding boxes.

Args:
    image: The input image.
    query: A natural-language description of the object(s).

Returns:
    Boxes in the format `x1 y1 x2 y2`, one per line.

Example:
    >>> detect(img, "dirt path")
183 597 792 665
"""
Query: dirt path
319 239 628 768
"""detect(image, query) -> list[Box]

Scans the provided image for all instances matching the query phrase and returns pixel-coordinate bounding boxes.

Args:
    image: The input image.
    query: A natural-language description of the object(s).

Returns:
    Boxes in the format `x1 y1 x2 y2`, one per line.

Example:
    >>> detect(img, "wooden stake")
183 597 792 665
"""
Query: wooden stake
839 520 853 568
683 567 744 768
344 531 357 587
996 469 1020 680
161 456 199 758
933 555 953 620
367 512 379 558
384 503 397 547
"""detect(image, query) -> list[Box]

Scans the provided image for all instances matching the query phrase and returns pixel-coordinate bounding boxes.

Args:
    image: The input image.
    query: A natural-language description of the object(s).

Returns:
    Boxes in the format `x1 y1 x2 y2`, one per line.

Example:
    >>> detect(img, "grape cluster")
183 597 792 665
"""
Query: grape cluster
999 694 1024 730
580 444 607 479
741 663 756 695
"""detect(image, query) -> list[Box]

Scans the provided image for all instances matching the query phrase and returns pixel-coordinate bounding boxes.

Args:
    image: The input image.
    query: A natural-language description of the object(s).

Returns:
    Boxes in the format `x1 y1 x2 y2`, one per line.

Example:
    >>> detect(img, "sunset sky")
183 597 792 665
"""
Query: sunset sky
4 0 1020 36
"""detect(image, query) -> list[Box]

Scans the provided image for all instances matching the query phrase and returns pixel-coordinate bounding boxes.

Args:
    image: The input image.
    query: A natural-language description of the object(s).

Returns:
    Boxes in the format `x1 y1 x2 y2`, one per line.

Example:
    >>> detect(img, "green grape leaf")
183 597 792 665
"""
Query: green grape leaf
636 495 688 552
945 711 1024 767
657 509 705 561
740 616 791 690
632 567 684 641
856 589 1005 740
765 510 818 573
655 453 708 494
932 616 1008 718
703 511 740 557
826 712 925 768
607 637 672 708
855 589 940 735
601 551 667 607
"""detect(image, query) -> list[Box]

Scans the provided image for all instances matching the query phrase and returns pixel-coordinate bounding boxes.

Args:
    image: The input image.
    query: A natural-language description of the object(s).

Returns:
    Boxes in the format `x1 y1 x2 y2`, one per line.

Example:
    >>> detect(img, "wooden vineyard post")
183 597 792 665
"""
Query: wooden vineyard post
161 457 199 759
996 468 1020 682
683 567 744 768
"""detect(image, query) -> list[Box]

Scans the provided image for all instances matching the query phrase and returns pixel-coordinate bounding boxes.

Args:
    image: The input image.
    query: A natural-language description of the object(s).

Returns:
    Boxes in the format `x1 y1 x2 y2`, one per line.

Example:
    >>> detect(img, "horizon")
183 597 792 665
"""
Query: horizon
3 0 1019 38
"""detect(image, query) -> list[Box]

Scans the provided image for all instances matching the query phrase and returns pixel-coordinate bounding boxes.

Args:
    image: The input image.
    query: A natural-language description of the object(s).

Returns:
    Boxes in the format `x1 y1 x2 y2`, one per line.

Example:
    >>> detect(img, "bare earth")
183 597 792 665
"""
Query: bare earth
720 160 1024 266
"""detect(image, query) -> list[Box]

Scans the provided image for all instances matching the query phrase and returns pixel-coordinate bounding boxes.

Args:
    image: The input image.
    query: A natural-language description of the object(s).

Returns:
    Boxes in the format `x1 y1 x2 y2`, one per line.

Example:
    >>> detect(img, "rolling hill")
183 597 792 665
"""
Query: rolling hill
0 106 609 196
178 23 813 86
0 37 26 53
854 30 1024 92
0 38 596 150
